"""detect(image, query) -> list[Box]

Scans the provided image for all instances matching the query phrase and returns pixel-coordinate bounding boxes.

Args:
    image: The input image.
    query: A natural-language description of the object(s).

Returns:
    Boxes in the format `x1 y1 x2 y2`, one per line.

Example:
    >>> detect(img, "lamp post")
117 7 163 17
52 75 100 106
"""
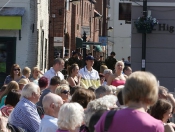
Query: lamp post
142 0 147 71
82 31 87 66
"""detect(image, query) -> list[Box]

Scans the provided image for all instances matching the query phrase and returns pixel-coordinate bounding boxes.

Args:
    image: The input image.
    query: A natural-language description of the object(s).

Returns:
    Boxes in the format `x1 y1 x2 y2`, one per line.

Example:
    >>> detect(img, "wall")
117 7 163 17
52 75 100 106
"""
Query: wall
108 0 131 60
131 2 175 91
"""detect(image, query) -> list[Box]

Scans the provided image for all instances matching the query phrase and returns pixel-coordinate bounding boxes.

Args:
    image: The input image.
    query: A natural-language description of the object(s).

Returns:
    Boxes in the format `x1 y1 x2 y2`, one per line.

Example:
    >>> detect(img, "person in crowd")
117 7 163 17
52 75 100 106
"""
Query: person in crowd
78 53 84 69
123 66 132 76
0 81 19 108
4 64 24 85
39 93 63 132
88 110 106 132
107 61 127 87
18 78 29 90
9 82 41 132
79 55 100 89
1 89 21 117
43 58 65 84
84 95 117 127
68 51 80 67
37 76 61 108
124 56 131 66
67 64 81 88
88 86 96 92
56 102 84 132
60 79 69 85
105 51 117 71
93 55 104 73
150 99 174 132
22 67 31 82
95 71 164 132
38 76 49 92
55 84 70 103
158 86 175 113
103 69 113 85
100 65 108 74
30 67 43 84
71 88 95 109
70 85 82 96
0 85 7 97
95 85 112 99
99 73 105 85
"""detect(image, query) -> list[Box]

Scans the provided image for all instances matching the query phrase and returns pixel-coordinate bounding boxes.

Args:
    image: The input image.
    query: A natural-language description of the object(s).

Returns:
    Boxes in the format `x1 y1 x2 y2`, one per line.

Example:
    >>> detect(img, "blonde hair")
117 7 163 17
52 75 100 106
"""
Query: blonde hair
123 71 158 106
22 67 31 76
55 84 70 95
115 61 124 70
32 67 39 74
100 65 108 73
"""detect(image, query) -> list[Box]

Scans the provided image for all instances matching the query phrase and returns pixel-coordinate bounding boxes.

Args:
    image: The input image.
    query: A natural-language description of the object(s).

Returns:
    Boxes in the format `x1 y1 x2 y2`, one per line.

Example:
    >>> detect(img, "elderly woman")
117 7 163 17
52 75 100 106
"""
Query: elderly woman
107 61 127 87
56 102 84 132
55 84 70 103
151 99 174 132
4 64 24 85
95 71 164 132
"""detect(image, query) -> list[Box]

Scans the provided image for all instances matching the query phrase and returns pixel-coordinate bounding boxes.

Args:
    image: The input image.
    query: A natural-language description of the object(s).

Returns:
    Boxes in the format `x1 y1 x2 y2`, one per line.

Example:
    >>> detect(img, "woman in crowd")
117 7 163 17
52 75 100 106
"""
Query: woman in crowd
38 76 49 92
95 71 164 132
18 78 29 90
150 99 174 132
55 84 70 103
57 102 84 132
1 89 21 117
22 67 31 82
107 61 127 87
67 64 81 88
0 81 19 108
30 67 43 84
4 64 24 85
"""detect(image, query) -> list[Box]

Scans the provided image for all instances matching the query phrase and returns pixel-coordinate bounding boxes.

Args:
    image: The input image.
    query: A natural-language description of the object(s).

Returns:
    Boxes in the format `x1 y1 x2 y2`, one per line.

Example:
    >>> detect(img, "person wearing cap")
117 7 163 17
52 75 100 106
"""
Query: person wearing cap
105 51 117 71
79 55 101 89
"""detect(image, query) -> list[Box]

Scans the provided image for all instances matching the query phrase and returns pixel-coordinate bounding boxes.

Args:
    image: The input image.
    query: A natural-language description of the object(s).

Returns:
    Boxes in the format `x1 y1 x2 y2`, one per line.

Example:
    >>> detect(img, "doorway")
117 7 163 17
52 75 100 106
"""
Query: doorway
0 37 16 87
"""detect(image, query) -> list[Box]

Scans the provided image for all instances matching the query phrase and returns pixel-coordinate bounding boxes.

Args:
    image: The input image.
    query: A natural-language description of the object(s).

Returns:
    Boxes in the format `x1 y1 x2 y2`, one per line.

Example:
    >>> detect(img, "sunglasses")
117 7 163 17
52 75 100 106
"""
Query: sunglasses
61 90 70 94
14 69 20 71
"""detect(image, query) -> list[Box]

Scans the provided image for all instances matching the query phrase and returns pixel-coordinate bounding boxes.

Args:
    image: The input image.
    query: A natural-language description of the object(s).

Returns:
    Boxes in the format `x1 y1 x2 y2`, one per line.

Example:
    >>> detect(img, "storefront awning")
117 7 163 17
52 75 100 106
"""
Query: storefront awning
0 7 25 30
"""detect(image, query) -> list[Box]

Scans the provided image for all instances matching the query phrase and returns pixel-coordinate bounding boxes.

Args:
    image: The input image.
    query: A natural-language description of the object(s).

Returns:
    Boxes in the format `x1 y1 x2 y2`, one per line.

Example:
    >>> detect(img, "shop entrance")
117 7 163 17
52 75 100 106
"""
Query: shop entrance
0 37 16 87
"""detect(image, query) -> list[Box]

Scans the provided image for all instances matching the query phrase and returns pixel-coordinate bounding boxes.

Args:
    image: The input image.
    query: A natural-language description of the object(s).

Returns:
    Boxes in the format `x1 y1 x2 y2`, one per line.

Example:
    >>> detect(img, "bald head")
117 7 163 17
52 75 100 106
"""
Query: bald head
42 93 63 117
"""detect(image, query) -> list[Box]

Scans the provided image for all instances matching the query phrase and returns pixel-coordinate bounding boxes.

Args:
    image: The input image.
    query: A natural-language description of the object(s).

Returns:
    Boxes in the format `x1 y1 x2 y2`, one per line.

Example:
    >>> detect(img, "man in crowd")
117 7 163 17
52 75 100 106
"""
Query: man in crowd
79 55 100 89
105 51 117 71
39 93 63 132
43 58 65 83
9 83 41 132
37 76 61 117
68 51 80 67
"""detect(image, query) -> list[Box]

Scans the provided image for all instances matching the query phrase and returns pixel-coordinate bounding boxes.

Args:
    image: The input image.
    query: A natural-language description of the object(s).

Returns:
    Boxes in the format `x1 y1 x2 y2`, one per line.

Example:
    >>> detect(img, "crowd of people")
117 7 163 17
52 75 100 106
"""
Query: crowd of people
0 51 174 132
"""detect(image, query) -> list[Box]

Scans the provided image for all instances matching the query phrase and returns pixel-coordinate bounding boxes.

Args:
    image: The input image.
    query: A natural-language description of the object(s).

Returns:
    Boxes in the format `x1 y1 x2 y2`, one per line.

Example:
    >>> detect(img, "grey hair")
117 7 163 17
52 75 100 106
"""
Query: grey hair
57 102 84 130
103 69 113 75
21 82 39 98
84 95 117 126
95 85 111 99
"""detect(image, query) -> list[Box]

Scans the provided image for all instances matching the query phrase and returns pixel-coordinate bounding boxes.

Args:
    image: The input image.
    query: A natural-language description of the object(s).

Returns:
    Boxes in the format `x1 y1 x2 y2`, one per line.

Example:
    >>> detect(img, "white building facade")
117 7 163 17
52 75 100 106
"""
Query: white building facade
0 0 49 86
107 0 131 61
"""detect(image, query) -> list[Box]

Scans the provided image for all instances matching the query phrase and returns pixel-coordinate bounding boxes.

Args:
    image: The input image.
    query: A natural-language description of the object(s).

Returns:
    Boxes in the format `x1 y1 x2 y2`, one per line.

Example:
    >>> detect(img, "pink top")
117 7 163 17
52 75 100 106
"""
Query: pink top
95 108 164 132
111 80 125 87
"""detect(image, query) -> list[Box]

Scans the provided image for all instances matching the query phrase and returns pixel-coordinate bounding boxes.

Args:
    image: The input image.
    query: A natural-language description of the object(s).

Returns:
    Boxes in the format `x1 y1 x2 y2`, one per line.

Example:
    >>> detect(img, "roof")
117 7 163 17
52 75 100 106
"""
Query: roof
0 7 25 16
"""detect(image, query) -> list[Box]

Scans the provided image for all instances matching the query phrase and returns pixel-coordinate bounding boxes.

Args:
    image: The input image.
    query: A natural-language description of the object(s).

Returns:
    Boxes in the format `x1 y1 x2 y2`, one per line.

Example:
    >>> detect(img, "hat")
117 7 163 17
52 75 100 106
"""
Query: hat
18 78 28 85
86 55 95 61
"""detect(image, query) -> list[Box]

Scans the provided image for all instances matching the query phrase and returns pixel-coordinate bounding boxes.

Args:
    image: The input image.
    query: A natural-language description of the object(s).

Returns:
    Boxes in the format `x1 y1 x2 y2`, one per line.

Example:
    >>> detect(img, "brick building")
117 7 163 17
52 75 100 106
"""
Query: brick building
48 0 103 67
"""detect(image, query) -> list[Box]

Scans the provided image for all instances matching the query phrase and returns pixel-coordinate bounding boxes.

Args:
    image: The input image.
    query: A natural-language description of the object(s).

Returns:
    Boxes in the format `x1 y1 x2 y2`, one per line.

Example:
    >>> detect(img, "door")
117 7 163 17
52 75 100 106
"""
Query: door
0 37 16 87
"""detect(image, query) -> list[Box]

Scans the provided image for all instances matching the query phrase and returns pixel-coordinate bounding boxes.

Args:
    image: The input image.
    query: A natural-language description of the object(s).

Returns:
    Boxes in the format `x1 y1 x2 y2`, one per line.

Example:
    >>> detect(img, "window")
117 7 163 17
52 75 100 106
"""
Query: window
119 3 131 21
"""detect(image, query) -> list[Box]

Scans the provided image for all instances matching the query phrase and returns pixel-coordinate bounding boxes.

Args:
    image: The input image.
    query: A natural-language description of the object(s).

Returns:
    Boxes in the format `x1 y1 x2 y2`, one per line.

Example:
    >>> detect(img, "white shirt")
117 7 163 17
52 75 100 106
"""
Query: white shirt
39 115 58 132
79 66 99 80
43 67 64 83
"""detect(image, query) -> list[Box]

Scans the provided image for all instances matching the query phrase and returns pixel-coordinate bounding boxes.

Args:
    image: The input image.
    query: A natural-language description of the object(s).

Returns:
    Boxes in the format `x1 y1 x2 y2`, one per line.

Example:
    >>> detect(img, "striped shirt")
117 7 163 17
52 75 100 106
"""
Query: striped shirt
9 97 41 132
